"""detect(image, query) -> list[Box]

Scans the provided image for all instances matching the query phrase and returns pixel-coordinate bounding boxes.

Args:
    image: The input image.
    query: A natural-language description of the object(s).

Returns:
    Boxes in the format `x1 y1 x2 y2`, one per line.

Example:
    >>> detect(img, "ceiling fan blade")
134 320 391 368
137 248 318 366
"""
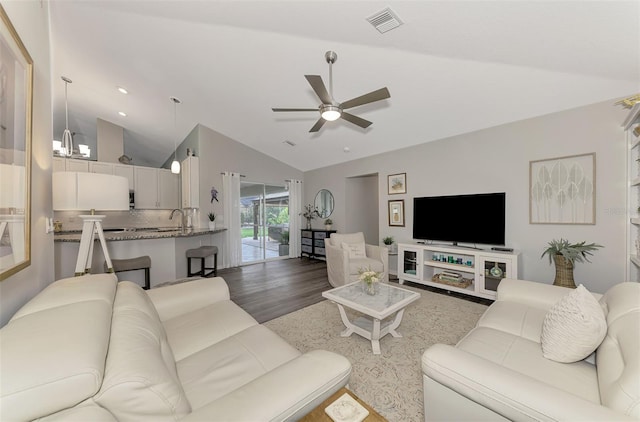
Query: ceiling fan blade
341 112 372 129
305 75 333 104
272 108 318 112
340 87 390 110
309 118 327 132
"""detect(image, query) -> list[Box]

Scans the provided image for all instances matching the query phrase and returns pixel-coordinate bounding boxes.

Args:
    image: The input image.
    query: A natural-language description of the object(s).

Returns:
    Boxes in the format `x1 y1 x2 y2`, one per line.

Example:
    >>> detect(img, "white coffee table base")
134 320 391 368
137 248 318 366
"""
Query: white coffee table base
337 304 406 355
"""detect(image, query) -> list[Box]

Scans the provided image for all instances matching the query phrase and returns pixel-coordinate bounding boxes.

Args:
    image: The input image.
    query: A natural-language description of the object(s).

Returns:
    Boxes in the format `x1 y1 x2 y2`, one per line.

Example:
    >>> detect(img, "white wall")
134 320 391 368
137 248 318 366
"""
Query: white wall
0 1 54 326
96 118 124 163
304 100 628 294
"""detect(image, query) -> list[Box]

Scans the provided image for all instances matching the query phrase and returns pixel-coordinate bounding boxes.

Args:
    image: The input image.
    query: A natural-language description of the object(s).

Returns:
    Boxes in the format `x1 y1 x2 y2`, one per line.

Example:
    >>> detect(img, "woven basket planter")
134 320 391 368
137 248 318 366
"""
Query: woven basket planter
553 255 576 289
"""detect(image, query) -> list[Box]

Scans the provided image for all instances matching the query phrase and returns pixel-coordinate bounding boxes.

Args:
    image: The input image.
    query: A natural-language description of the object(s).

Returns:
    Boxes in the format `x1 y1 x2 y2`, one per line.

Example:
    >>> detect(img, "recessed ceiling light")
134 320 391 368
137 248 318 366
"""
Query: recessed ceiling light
343 147 351 153
117 86 128 94
118 111 127 117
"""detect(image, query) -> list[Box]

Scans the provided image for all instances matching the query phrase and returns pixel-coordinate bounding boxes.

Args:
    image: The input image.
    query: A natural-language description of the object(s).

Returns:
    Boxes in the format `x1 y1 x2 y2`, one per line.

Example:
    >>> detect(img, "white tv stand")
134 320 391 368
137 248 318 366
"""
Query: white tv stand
397 243 520 300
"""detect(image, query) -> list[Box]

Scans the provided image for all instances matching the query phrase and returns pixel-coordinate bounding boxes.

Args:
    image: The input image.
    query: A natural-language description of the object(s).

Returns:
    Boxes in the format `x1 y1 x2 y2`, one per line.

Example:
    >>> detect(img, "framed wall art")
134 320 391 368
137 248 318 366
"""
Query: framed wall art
388 200 405 227
388 173 406 195
529 153 595 225
0 5 33 281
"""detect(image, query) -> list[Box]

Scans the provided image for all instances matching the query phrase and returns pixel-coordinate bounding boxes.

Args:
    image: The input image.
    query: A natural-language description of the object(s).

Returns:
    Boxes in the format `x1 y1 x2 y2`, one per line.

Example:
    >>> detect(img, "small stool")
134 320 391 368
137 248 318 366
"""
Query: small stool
105 256 151 290
186 246 218 278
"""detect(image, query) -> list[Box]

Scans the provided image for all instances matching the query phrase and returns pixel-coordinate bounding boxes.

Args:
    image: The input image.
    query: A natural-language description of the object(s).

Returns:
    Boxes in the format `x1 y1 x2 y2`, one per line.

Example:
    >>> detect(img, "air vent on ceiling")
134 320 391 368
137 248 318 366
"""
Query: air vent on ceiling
367 7 403 34
283 140 296 147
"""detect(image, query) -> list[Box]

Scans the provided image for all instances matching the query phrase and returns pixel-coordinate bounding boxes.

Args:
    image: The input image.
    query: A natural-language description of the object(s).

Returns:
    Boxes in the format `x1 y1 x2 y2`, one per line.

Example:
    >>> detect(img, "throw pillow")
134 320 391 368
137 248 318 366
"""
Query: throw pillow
342 242 366 259
541 284 607 363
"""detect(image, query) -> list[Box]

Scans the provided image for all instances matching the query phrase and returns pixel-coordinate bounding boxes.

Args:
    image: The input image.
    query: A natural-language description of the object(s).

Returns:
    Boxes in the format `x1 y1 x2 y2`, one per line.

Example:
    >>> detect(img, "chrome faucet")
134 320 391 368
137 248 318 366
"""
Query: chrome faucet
169 209 185 232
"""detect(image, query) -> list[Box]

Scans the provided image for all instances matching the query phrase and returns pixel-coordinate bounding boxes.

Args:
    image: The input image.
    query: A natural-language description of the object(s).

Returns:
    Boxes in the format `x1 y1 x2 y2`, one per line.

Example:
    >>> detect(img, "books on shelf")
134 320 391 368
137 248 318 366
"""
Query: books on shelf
439 271 462 282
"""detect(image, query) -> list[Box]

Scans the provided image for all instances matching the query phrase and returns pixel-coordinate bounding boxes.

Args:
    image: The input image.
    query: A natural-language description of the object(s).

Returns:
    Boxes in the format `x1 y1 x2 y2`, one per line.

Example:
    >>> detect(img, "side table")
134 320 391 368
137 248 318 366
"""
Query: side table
300 387 386 421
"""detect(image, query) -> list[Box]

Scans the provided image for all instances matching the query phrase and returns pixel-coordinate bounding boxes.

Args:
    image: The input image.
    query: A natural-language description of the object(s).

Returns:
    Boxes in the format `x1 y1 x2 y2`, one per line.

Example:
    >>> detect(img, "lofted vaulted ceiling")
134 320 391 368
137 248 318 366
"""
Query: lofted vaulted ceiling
49 1 640 171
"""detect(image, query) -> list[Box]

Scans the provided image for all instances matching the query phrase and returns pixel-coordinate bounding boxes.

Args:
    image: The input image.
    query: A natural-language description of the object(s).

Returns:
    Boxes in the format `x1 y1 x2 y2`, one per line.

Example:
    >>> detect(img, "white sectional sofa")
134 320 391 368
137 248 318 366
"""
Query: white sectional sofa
0 274 351 421
422 278 640 421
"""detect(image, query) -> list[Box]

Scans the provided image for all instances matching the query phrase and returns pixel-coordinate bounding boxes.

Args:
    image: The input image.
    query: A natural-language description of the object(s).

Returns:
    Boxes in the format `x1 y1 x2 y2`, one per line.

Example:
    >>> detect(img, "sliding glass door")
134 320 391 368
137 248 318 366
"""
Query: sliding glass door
240 182 289 264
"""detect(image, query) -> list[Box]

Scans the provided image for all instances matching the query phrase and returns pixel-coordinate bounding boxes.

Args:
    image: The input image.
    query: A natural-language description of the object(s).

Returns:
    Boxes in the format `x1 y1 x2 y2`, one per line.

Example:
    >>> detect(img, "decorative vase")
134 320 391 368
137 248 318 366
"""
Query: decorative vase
208 221 216 231
362 281 379 296
306 218 312 230
553 255 576 288
325 224 332 230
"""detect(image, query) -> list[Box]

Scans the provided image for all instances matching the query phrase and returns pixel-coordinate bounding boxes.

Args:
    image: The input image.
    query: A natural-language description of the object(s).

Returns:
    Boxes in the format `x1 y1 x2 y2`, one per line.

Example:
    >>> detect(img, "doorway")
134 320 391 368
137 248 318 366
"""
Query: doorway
345 174 379 244
240 182 289 264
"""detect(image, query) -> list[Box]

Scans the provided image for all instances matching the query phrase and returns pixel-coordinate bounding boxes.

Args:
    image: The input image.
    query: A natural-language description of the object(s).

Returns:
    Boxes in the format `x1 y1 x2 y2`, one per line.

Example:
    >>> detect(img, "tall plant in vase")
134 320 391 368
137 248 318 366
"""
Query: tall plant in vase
541 239 603 288
301 204 319 230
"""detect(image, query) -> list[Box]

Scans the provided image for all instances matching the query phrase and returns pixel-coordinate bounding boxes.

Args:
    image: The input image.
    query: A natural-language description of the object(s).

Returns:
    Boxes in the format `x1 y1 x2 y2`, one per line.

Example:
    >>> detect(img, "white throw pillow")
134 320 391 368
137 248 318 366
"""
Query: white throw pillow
342 242 366 259
541 284 607 363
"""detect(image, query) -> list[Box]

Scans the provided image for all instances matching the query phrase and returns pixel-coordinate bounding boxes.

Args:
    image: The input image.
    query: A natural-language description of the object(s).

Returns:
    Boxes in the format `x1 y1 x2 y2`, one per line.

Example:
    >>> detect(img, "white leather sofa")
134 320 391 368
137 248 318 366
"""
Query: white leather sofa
324 232 389 288
422 278 640 421
0 274 351 421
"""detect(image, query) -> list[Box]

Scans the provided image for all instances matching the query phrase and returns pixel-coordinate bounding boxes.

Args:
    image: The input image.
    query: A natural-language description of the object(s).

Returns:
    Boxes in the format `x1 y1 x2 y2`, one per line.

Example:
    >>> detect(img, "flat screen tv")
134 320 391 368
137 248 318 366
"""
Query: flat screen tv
413 192 505 246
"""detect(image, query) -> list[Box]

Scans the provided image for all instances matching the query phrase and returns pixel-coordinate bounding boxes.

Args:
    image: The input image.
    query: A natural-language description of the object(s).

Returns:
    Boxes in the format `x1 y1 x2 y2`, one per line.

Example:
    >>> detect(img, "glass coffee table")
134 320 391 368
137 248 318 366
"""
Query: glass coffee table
322 281 421 354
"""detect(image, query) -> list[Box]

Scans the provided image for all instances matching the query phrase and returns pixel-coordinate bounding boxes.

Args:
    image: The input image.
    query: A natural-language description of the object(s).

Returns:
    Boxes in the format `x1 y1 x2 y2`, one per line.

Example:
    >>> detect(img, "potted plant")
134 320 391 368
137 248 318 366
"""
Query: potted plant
279 230 290 256
207 212 216 231
541 238 603 288
382 236 395 252
324 218 333 230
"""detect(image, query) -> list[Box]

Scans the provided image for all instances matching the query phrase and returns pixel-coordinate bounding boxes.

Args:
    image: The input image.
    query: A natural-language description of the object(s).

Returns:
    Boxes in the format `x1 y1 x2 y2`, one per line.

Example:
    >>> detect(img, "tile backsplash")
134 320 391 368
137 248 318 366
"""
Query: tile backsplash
54 208 201 232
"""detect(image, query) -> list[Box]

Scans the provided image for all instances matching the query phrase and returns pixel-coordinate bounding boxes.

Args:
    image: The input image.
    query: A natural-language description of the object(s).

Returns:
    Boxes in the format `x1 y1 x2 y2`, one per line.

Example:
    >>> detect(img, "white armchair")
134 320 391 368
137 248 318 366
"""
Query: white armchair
324 232 389 288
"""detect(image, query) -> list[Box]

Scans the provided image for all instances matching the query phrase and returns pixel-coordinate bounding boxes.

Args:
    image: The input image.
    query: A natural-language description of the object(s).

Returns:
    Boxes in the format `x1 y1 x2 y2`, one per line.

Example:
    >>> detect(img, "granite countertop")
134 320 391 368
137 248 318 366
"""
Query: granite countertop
54 227 226 242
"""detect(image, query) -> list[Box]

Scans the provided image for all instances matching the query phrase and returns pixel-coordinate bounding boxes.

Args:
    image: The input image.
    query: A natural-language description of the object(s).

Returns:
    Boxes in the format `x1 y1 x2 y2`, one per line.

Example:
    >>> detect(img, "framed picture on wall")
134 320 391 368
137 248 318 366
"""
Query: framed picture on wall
0 5 33 281
388 200 405 226
388 173 407 194
529 152 596 224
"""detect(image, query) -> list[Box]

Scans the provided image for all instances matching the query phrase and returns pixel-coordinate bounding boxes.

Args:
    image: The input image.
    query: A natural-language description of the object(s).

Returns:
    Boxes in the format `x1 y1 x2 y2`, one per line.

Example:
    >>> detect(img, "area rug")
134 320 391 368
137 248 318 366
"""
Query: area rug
264 285 488 421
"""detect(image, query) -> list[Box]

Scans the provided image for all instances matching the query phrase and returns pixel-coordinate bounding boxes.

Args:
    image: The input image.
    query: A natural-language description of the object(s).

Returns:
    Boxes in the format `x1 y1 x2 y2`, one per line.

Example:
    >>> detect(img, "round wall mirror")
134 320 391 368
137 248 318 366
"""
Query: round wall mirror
314 189 334 219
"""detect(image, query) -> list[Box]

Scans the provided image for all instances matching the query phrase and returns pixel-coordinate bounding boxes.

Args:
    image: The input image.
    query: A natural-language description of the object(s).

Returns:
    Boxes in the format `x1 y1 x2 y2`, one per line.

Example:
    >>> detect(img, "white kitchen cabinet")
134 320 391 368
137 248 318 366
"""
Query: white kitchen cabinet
53 157 89 172
66 158 89 172
134 167 160 209
89 161 113 174
52 157 65 172
113 164 135 190
181 156 199 208
134 167 179 209
158 169 179 209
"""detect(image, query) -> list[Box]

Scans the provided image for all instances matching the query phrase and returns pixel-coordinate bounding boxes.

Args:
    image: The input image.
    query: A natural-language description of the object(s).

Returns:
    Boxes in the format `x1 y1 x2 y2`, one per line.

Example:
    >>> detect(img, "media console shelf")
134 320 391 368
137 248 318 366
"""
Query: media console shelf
397 243 520 300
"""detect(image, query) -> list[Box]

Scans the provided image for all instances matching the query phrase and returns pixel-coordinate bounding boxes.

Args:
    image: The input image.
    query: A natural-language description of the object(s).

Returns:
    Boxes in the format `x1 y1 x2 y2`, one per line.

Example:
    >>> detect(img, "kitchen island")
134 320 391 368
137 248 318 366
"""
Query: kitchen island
54 227 226 288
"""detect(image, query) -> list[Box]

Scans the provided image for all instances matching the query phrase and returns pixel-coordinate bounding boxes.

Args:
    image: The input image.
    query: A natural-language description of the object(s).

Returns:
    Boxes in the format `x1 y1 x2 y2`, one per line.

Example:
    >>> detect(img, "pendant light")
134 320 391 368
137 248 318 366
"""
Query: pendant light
170 96 181 174
61 76 74 157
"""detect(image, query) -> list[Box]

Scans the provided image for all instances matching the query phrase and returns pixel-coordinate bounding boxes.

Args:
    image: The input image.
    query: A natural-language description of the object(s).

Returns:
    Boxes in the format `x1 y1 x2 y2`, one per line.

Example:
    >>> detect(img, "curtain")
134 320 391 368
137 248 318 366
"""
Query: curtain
222 172 241 268
288 179 303 258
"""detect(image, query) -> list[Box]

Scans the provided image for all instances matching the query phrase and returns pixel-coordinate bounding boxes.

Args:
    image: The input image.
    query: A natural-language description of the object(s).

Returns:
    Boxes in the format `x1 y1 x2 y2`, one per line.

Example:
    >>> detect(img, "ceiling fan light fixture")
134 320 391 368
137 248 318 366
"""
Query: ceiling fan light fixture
321 105 341 121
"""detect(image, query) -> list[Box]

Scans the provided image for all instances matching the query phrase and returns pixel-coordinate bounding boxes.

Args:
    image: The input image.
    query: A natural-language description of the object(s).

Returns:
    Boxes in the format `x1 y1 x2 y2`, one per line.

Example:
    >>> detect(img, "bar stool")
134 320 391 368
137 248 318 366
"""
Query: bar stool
186 246 218 278
105 256 151 290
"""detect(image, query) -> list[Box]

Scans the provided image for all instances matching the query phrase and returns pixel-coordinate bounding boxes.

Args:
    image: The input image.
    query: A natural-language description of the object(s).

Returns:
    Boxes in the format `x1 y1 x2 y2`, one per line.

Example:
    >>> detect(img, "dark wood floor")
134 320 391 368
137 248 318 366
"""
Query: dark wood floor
218 258 331 323
218 258 492 323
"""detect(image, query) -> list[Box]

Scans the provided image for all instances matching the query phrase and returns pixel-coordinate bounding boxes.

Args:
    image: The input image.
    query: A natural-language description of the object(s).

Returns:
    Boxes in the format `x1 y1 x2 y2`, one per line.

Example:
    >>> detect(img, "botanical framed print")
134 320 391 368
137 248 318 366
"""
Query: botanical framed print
388 173 406 195
388 200 405 227
529 153 595 225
